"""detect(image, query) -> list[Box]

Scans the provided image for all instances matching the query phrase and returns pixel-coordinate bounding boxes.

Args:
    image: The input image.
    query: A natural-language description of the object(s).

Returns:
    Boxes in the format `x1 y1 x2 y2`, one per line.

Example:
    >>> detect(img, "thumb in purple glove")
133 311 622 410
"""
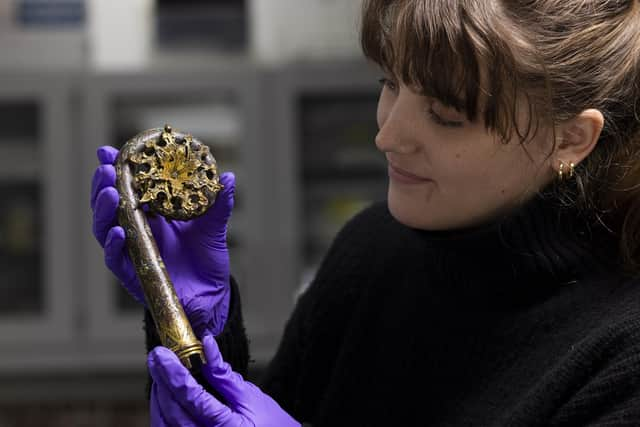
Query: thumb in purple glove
148 335 301 427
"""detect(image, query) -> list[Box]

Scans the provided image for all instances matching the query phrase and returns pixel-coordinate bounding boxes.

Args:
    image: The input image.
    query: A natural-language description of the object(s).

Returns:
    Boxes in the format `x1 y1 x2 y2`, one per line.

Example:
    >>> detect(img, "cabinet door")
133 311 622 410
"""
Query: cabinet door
0 74 75 371
81 67 267 366
270 61 384 305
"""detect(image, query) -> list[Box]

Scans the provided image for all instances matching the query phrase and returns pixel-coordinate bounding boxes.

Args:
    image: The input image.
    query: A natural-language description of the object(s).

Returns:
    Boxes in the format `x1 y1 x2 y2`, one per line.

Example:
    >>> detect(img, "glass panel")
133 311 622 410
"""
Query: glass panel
0 182 42 315
299 93 384 179
0 101 39 145
156 0 247 52
299 93 386 285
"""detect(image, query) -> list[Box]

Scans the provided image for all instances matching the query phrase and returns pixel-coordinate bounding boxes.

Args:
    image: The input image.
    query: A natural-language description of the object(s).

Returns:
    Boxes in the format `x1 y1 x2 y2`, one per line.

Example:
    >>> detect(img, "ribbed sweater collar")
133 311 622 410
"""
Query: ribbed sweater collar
411 191 619 308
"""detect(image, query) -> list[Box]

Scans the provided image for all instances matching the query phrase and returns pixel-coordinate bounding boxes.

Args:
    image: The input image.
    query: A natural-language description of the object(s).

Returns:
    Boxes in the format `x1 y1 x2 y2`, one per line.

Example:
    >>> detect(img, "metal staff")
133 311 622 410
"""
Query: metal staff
115 124 223 368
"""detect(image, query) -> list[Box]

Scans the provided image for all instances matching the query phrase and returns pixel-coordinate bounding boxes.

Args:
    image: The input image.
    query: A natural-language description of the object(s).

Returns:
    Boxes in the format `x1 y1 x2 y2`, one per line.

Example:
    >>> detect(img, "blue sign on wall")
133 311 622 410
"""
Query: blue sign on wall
16 0 85 27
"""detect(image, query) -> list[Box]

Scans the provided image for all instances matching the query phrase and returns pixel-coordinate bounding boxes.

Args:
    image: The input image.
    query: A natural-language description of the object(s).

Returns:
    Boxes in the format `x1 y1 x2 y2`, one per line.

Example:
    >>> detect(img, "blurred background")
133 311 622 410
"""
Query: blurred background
0 0 386 425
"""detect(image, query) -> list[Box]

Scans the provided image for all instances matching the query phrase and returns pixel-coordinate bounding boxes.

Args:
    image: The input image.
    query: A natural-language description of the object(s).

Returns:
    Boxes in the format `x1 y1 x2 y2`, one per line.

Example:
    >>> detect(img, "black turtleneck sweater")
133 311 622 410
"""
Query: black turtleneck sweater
258 194 640 426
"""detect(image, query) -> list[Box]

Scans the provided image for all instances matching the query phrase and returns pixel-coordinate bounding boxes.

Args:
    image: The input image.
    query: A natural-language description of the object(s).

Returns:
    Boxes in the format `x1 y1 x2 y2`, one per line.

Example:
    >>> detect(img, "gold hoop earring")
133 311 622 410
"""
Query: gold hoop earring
558 161 565 181
558 161 575 181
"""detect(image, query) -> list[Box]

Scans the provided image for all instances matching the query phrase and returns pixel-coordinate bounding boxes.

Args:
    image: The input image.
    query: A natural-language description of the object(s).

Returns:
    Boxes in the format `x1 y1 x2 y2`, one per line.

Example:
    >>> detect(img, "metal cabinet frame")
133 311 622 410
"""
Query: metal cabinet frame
267 61 381 302
0 72 76 371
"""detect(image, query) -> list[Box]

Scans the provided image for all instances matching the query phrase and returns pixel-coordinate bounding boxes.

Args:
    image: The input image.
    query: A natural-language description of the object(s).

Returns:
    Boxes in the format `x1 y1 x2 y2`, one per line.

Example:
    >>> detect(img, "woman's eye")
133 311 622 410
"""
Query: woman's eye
378 77 397 92
428 109 464 128
428 101 465 128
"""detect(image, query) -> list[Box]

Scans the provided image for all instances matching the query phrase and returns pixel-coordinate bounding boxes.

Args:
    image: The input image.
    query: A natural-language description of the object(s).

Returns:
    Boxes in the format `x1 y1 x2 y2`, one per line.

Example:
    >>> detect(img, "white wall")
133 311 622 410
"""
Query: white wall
87 0 153 70
249 0 362 65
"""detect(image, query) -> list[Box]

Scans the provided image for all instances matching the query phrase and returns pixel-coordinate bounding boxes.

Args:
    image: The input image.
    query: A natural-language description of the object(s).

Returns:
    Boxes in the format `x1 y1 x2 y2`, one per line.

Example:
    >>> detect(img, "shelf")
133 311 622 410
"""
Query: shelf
114 101 241 143
0 145 41 180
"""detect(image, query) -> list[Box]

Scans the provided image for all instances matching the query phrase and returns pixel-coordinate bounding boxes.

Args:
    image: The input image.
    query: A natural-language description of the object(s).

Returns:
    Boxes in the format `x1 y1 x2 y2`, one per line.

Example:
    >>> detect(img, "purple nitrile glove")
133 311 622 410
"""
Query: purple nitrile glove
90 145 232 337
148 335 301 427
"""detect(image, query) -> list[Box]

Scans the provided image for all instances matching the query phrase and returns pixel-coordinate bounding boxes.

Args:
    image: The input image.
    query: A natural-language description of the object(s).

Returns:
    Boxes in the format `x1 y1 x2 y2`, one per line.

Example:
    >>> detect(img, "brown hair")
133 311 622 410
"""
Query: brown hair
361 0 640 274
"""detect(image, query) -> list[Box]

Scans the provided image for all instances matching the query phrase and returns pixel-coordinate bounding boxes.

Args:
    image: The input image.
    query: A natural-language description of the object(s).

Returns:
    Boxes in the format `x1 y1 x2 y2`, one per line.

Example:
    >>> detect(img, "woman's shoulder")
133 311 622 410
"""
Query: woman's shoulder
599 274 640 330
571 274 640 356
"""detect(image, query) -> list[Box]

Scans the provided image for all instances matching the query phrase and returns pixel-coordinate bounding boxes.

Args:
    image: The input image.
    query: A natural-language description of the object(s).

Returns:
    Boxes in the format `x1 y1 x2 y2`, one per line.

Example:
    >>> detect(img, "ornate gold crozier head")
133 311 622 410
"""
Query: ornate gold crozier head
115 124 223 369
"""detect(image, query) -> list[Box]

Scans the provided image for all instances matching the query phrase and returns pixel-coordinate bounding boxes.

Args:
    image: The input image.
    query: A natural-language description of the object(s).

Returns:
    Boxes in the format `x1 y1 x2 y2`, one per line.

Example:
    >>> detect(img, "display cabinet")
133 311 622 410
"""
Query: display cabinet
268 61 386 300
0 72 76 370
0 60 385 384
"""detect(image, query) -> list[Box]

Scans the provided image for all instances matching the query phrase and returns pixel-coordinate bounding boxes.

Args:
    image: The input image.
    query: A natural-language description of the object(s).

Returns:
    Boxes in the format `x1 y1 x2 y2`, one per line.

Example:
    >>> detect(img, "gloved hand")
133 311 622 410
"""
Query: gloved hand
148 335 301 427
90 145 232 337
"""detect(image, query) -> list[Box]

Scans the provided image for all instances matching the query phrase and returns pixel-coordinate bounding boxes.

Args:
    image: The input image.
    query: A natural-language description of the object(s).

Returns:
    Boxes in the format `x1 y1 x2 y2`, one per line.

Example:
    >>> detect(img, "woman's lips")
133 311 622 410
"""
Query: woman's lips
388 163 432 184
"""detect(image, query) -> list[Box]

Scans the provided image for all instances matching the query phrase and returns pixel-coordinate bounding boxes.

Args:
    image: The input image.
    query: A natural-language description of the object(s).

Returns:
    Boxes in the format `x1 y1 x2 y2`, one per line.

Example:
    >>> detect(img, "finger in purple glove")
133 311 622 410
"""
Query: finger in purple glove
93 186 120 247
97 145 119 165
193 172 235 244
151 380 199 427
149 346 236 426
104 226 144 303
91 164 117 209
199 335 301 427
200 334 247 403
149 336 301 427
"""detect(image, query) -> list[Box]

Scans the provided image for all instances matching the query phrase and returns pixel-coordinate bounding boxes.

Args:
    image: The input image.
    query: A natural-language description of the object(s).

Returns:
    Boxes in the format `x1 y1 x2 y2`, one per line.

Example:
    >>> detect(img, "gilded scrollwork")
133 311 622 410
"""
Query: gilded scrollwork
129 125 223 220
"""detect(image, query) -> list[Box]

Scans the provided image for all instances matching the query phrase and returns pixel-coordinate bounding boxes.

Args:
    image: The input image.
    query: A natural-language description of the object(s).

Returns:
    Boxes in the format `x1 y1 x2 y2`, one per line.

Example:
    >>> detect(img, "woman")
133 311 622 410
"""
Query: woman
91 0 640 425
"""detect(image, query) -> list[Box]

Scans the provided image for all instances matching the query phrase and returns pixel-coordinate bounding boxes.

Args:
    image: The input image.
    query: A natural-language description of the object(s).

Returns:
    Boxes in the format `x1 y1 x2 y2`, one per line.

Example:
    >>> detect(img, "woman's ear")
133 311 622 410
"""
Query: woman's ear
552 108 604 171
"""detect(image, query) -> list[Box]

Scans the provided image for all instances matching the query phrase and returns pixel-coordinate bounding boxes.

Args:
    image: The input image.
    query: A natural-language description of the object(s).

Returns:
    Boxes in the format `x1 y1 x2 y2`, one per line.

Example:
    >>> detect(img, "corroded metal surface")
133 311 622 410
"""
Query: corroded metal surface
129 125 222 220
115 125 223 368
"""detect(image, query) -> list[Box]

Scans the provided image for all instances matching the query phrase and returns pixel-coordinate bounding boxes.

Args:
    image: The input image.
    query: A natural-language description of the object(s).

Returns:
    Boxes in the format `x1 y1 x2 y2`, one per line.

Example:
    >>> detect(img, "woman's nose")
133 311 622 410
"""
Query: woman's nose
375 112 420 155
375 88 422 155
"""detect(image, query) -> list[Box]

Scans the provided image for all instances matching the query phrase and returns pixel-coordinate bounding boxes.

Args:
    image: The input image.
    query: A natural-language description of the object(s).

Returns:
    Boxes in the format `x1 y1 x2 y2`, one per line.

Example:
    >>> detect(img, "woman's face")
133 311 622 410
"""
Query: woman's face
376 77 555 230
